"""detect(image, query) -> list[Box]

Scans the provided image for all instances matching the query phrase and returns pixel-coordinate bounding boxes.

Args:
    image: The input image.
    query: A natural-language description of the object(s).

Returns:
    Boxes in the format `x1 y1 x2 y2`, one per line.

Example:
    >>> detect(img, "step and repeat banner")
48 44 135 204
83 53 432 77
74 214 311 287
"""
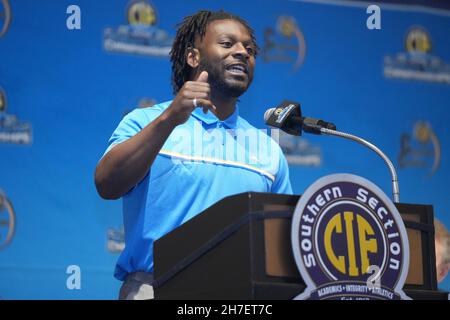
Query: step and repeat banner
1 0 449 299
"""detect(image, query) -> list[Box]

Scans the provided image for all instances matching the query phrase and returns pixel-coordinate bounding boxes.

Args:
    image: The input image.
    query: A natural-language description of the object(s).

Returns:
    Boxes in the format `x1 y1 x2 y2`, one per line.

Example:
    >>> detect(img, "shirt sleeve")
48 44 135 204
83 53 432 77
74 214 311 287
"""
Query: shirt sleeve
271 150 293 195
102 108 160 157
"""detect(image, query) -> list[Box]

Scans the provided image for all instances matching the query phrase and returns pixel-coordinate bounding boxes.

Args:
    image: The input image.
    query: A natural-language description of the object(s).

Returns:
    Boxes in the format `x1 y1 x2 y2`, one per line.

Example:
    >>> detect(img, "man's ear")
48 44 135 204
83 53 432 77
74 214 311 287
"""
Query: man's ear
186 47 200 68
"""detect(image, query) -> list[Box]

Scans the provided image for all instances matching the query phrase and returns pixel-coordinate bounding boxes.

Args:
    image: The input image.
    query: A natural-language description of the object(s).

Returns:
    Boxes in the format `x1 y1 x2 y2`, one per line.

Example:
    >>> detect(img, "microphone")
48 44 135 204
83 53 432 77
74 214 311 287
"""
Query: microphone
263 100 336 136
264 100 400 203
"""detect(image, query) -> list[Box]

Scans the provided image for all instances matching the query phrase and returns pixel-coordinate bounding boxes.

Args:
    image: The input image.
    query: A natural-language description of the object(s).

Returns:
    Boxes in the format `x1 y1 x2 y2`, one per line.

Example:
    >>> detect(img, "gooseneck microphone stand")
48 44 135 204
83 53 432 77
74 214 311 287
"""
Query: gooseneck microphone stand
316 127 400 203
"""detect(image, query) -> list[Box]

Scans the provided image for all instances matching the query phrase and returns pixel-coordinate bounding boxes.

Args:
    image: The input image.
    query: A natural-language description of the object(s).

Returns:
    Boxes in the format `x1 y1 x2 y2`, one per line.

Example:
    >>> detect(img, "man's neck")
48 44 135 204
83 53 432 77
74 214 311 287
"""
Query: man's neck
210 90 237 121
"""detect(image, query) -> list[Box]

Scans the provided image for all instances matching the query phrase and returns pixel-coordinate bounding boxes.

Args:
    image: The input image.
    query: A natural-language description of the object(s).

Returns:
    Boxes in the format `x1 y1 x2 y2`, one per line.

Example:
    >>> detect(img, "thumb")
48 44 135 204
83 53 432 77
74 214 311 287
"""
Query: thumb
196 71 208 83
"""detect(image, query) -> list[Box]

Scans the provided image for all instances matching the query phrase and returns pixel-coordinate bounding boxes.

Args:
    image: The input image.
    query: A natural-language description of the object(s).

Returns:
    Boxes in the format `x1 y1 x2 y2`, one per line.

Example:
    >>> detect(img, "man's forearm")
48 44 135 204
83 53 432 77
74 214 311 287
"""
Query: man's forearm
95 111 177 199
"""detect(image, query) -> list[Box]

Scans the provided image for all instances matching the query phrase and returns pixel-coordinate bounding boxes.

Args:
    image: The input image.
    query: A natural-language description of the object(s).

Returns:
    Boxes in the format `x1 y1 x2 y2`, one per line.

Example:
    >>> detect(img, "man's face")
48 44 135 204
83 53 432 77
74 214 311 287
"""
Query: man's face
435 238 450 283
196 19 256 98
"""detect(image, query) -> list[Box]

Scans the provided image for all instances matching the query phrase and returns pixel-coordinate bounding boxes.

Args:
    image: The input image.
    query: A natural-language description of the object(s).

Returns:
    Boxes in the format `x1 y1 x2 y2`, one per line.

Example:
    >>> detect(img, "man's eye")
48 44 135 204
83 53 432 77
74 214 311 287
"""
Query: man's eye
221 42 232 47
247 47 255 55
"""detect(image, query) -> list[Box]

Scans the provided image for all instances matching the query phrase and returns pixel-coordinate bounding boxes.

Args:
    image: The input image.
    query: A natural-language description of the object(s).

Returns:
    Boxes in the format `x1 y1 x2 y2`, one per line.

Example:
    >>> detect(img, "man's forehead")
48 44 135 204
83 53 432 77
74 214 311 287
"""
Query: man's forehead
204 19 251 39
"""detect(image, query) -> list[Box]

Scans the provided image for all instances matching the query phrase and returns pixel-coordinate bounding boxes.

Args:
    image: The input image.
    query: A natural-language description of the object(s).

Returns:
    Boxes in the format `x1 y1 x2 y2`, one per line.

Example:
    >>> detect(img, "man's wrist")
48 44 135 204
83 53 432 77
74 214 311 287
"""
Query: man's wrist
157 109 179 131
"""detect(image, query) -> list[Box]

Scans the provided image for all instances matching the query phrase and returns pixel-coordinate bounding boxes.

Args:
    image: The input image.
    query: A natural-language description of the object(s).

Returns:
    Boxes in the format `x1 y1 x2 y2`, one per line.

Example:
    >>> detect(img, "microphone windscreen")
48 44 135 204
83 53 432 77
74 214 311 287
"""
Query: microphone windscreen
263 108 275 122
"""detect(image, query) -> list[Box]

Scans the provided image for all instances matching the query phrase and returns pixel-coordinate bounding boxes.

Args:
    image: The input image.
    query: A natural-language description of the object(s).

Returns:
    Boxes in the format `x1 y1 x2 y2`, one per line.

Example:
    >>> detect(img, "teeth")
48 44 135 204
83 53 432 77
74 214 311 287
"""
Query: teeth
228 65 246 73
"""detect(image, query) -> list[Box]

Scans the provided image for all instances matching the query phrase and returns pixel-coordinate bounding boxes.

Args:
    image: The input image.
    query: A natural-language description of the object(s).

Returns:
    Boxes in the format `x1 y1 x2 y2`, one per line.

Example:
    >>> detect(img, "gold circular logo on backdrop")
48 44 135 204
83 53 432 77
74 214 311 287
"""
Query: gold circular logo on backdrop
278 16 296 38
0 87 6 112
275 16 306 71
0 192 16 249
127 0 157 26
405 27 431 53
414 121 432 143
0 0 12 38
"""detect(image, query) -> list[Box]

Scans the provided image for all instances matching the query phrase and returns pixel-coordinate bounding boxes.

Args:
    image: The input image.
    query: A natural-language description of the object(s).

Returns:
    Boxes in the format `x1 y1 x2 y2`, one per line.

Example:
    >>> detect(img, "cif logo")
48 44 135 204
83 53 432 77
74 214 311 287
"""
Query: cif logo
0 86 33 144
0 0 11 38
291 174 410 300
262 16 306 72
405 27 431 53
0 191 16 249
127 0 157 26
384 26 450 84
103 0 173 57
322 210 380 278
398 121 440 176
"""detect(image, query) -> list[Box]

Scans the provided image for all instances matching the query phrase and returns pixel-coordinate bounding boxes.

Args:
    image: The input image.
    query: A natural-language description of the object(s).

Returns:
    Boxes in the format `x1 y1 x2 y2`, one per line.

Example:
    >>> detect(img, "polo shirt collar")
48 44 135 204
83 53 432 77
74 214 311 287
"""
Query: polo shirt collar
192 105 239 128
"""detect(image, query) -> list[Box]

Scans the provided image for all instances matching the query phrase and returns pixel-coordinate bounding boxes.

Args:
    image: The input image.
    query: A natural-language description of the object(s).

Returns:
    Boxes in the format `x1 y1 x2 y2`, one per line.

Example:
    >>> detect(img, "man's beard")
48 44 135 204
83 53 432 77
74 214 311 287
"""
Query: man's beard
198 57 252 98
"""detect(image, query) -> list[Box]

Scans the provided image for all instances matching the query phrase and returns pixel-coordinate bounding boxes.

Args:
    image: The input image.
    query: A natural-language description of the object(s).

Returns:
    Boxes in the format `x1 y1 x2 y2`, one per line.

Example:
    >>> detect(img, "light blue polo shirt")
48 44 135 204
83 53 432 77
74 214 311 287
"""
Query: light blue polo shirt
104 100 293 280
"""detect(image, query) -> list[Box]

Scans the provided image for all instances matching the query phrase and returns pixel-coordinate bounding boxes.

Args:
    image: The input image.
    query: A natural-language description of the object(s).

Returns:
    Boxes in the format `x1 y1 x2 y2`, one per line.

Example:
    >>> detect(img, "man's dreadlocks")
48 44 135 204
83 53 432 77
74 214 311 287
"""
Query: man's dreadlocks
169 10 258 95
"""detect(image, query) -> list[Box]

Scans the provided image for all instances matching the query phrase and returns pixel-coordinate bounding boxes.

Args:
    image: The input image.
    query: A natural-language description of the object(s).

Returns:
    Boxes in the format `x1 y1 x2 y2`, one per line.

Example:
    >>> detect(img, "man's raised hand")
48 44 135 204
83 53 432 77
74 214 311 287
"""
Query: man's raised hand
165 71 217 126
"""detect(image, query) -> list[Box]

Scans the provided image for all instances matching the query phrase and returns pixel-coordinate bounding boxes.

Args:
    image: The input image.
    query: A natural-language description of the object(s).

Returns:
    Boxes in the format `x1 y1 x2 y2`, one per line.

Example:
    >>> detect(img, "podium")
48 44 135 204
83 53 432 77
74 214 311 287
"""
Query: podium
153 192 447 300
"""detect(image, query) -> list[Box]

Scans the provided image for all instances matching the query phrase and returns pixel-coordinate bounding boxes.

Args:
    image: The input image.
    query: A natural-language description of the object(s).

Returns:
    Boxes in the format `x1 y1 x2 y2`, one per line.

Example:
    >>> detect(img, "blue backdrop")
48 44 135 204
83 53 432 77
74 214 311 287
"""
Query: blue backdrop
1 0 449 299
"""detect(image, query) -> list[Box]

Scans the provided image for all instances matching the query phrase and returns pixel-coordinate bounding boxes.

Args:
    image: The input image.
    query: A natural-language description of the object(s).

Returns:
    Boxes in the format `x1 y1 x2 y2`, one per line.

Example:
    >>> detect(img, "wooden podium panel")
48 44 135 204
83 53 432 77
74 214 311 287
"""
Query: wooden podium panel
153 192 445 300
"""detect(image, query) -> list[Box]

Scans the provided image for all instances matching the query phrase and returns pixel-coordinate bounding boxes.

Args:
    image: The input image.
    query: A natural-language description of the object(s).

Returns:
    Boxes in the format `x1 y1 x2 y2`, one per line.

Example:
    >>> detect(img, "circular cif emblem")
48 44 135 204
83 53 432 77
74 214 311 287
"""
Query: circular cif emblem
0 0 12 38
127 0 157 26
405 27 432 53
291 174 410 300
0 191 16 249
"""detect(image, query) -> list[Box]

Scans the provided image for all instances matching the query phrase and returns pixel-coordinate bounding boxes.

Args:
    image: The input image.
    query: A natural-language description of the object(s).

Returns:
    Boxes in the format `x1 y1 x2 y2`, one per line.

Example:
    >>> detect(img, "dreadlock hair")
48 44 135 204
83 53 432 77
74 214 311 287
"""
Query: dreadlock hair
170 10 258 95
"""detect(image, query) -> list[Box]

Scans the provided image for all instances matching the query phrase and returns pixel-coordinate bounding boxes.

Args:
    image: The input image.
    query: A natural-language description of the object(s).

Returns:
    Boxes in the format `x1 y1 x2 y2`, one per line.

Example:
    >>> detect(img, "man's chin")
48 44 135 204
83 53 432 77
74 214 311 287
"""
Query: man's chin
223 86 247 98
208 72 252 97
222 79 251 97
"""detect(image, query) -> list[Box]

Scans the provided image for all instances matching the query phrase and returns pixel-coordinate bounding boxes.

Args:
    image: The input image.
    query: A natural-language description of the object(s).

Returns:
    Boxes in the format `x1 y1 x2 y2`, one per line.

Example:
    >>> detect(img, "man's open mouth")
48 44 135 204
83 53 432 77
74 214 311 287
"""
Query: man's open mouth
225 63 248 76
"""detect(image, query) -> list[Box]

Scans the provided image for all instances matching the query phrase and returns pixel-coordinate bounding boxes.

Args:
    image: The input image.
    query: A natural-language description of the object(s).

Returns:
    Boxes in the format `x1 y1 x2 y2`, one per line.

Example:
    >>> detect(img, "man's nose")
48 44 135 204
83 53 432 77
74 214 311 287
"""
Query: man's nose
232 42 250 59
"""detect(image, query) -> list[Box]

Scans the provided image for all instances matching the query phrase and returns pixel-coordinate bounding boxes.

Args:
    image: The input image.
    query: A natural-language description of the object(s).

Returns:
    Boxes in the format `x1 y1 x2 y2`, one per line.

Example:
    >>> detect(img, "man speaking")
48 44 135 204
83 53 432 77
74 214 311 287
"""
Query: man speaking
95 10 292 300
